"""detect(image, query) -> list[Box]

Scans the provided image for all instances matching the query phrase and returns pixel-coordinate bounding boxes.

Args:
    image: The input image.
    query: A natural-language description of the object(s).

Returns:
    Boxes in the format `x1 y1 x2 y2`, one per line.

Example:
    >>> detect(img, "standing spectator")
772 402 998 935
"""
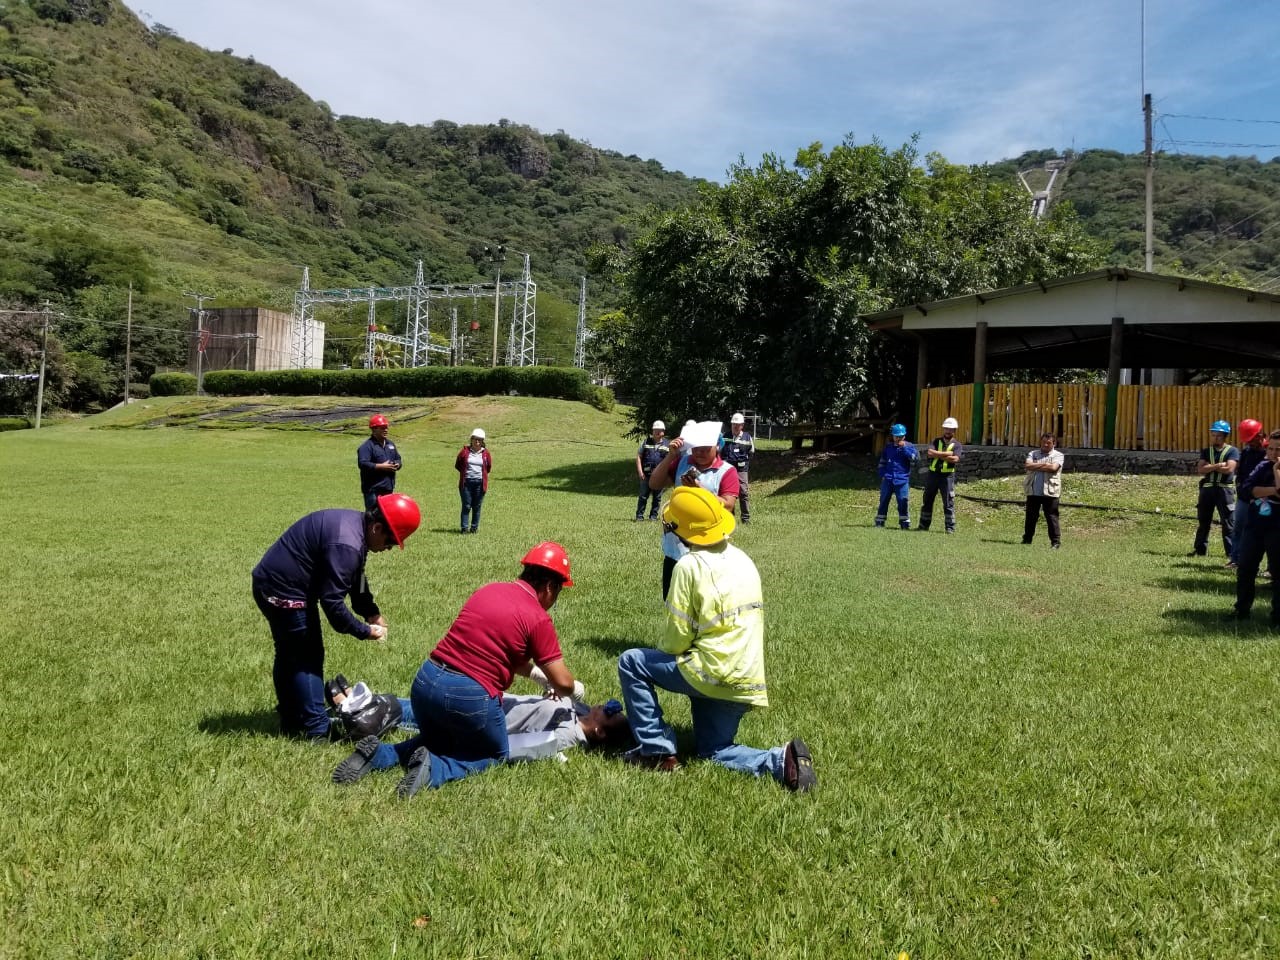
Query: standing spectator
1190 420 1239 559
1023 432 1065 549
1231 430 1280 623
723 412 756 523
1229 418 1267 571
331 542 581 797
616 487 816 791
455 428 492 534
648 420 740 598
918 416 963 533
252 494 421 740
634 420 670 521
875 424 917 529
357 414 402 510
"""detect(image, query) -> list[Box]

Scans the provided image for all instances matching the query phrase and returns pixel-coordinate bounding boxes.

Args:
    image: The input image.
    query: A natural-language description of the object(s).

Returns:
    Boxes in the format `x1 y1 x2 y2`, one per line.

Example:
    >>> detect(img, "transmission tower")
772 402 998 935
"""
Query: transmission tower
573 276 588 369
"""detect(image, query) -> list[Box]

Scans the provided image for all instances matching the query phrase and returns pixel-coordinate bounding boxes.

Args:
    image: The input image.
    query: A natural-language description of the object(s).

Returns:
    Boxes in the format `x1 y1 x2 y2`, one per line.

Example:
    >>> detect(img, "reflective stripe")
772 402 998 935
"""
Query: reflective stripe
682 660 768 692
1206 445 1234 486
929 440 956 473
665 600 762 633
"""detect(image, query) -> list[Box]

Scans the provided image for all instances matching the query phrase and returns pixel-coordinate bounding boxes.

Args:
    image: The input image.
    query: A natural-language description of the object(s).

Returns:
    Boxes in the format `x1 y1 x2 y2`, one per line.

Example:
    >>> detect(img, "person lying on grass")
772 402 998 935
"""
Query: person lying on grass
616 485 817 791
326 674 633 761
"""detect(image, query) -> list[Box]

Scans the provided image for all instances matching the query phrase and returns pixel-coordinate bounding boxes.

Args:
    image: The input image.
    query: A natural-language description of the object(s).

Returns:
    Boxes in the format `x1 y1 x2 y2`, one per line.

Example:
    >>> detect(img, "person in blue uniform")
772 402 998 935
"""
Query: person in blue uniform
251 494 420 740
635 420 669 521
723 412 756 523
1190 420 1239 559
1231 429 1280 623
918 417 962 533
1228 418 1266 570
357 414 402 511
875 423 917 529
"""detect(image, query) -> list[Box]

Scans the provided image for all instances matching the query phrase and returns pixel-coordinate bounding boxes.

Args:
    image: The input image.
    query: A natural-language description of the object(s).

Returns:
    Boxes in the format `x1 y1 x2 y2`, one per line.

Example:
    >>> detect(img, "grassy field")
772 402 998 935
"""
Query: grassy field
2 397 1277 959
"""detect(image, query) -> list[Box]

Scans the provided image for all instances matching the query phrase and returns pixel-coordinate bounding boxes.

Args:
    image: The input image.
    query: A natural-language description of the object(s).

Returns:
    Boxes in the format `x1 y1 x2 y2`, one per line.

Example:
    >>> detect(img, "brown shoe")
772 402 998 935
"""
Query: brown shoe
623 750 681 773
783 738 817 792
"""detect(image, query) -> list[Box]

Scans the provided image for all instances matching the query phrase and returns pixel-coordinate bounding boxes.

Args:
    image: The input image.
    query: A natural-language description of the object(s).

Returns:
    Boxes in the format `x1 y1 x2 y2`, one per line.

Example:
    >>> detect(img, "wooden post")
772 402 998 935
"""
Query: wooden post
1105 317 1124 449
971 321 987 443
915 337 928 441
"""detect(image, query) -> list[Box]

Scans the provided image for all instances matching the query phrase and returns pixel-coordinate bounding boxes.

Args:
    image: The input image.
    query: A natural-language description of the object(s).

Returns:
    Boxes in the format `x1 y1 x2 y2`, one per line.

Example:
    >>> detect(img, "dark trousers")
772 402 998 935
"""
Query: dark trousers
460 480 486 532
392 660 508 790
1194 485 1235 556
735 467 751 520
636 476 662 519
919 471 956 531
253 587 330 739
1235 512 1280 622
1023 495 1061 545
662 555 678 600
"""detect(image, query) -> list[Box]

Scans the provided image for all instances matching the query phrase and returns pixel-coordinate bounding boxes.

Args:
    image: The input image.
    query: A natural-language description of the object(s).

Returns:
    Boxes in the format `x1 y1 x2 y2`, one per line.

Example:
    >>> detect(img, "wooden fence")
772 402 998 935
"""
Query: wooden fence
919 383 1280 451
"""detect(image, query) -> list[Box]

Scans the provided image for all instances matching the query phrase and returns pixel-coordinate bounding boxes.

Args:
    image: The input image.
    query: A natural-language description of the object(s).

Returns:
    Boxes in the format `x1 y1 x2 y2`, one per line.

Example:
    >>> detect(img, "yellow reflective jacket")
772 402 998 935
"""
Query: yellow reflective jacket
661 542 768 707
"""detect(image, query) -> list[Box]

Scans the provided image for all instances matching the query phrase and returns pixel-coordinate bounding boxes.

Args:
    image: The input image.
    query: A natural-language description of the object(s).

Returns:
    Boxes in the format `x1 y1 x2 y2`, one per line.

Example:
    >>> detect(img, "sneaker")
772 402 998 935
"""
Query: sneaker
1186 550 1206 557
1051 543 1061 550
1224 561 1238 569
874 522 885 528
622 749 681 773
396 746 434 799
783 738 817 793
332 735 382 785
635 516 645 522
1021 539 1033 545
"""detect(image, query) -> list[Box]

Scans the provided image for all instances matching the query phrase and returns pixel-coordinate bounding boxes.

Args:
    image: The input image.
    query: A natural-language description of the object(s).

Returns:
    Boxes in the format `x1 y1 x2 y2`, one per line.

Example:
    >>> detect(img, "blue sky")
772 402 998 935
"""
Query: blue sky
126 1 1280 182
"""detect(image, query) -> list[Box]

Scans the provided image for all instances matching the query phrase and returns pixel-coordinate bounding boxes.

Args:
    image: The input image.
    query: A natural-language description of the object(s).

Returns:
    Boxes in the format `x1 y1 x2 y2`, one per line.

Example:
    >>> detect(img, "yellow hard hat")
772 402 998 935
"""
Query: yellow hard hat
662 486 735 546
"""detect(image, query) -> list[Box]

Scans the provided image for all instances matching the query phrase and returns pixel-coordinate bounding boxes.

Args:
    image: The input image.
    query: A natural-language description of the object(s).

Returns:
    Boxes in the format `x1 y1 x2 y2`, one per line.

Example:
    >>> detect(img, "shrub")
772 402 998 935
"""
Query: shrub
0 416 30 432
150 372 196 396
201 366 607 407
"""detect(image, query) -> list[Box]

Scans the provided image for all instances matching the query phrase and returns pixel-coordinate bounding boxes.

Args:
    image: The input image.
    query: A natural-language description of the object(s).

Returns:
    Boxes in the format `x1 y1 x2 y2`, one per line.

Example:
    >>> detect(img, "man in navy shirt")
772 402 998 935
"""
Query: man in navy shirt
1229 418 1266 570
357 414 402 511
252 494 421 739
722 413 756 523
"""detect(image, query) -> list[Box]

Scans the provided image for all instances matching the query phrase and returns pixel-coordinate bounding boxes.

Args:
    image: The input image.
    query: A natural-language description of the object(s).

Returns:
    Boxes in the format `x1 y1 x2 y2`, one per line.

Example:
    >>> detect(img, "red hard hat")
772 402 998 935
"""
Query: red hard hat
376 493 420 548
520 541 574 586
369 414 389 428
1239 418 1263 443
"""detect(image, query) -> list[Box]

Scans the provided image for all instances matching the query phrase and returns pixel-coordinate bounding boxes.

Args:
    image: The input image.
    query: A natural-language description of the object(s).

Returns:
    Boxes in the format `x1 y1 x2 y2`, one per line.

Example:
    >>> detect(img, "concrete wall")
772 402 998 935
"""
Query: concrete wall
950 445 1198 480
187 307 324 373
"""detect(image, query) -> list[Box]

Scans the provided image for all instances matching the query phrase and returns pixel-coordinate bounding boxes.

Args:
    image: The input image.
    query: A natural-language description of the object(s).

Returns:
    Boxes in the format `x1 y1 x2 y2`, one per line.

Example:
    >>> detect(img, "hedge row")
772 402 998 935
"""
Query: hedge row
149 372 197 396
0 416 30 432
193 366 613 411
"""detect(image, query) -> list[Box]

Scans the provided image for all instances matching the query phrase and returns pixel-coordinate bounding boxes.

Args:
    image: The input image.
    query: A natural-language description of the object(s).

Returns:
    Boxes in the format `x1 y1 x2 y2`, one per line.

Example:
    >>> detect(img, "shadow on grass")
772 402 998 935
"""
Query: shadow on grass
1158 607 1276 632
1153 575 1236 595
980 536 1026 545
198 710 283 738
577 635 641 657
516 459 634 497
767 450 879 497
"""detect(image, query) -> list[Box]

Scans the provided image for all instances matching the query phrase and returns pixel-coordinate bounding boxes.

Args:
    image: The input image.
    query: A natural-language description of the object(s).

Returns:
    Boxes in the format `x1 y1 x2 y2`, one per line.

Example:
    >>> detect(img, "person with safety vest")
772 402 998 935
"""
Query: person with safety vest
723 412 756 524
357 414 402 511
616 487 816 790
332 542 582 798
875 423 917 529
635 420 670 521
1229 418 1267 570
251 493 421 740
455 427 492 534
647 420 740 598
1190 420 1239 559
1230 429 1280 623
917 416 963 533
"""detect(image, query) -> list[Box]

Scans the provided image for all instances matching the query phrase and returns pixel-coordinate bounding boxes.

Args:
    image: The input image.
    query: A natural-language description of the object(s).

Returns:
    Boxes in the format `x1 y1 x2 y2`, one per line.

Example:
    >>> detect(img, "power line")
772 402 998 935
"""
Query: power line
1161 112 1280 126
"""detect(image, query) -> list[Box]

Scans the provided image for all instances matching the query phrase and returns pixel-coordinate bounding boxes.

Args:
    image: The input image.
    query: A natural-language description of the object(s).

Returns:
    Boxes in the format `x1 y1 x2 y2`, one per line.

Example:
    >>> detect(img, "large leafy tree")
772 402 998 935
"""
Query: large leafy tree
593 139 1102 429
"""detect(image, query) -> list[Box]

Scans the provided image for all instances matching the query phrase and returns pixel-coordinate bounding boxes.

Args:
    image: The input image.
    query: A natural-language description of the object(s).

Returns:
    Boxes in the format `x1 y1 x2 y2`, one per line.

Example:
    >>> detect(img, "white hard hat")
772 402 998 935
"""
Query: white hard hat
471 428 486 439
652 420 665 430
941 417 959 429
731 412 745 424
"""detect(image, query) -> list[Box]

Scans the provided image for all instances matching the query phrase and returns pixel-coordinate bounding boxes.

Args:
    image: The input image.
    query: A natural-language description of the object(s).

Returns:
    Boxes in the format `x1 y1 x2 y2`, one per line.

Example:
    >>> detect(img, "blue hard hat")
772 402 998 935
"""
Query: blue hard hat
890 424 907 438
1210 420 1231 435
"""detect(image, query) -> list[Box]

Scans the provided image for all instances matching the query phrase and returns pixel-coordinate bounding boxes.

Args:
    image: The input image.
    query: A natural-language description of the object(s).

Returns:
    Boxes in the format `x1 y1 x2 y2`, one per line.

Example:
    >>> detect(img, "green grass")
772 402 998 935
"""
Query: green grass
2 398 1278 959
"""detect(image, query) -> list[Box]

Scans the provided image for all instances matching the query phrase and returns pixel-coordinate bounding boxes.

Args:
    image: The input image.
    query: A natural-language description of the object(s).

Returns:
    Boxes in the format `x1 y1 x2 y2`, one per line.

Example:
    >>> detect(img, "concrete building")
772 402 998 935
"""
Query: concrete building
186 307 324 374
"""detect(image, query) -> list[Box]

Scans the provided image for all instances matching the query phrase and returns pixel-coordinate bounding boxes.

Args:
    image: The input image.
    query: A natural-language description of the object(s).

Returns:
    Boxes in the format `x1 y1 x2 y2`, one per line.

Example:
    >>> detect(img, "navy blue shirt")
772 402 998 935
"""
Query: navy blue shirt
252 509 379 638
722 431 753 469
357 436 402 495
1237 445 1267 498
1241 459 1277 503
637 437 670 475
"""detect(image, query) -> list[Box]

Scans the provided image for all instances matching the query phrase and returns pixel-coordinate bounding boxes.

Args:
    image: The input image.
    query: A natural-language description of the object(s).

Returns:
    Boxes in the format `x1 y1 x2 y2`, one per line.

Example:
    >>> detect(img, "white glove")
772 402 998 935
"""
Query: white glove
571 680 586 701
366 623 387 641
528 665 552 691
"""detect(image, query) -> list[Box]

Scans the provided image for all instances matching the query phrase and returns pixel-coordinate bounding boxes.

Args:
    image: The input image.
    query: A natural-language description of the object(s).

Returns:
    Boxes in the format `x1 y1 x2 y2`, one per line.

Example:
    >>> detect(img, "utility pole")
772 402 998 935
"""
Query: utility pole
184 290 214 394
34 303 50 429
123 282 133 405
1143 92 1154 272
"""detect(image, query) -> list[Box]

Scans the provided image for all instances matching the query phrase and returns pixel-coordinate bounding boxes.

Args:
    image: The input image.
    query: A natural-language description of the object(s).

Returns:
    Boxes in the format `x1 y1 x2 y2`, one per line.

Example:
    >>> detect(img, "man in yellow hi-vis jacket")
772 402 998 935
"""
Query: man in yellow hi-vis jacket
616 487 816 791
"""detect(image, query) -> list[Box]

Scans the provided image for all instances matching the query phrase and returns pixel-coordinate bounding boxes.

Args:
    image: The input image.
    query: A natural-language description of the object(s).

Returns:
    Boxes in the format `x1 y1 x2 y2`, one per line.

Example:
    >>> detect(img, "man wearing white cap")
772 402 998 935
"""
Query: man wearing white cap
723 413 756 524
634 420 670 521
648 420 740 597
918 417 962 533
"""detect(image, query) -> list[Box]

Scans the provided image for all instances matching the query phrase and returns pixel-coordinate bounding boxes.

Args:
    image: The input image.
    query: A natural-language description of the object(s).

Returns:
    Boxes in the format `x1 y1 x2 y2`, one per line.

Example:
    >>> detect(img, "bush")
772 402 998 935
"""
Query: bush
150 372 196 396
201 366 610 408
0 416 30 431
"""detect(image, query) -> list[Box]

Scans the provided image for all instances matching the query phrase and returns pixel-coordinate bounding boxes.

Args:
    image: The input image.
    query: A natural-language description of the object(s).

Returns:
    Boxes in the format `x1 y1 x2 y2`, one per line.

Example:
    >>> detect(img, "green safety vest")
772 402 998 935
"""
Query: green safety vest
929 439 957 473
1204 444 1235 487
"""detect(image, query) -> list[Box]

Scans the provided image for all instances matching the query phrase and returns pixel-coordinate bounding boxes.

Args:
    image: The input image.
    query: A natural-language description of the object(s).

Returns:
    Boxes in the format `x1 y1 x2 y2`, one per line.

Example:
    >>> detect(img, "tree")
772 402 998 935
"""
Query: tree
593 139 1103 429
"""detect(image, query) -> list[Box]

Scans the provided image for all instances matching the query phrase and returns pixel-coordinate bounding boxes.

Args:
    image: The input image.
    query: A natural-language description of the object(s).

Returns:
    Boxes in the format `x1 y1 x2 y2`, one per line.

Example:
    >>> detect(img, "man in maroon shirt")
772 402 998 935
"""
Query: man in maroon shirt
333 541 581 797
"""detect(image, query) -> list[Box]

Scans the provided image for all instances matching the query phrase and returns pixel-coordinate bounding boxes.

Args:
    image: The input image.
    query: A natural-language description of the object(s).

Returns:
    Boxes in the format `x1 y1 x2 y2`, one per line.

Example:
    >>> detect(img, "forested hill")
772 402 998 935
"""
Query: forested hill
0 0 702 387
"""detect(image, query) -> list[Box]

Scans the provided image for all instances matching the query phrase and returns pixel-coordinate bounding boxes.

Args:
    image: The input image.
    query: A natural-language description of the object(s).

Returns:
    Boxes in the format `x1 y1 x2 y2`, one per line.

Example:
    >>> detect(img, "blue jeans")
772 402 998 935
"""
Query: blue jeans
876 478 910 527
460 480 486 531
253 587 330 739
1231 497 1253 564
617 647 783 781
390 660 508 789
636 477 662 519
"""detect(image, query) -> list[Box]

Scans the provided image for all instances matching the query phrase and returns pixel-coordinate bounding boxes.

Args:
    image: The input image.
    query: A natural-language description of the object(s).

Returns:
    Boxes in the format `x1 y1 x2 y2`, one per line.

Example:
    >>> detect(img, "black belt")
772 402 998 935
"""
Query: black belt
430 655 466 675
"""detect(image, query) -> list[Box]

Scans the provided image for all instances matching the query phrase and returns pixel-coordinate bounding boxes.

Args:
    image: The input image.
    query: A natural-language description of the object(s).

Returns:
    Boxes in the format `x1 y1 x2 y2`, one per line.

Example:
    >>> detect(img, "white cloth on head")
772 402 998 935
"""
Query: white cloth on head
680 421 722 449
